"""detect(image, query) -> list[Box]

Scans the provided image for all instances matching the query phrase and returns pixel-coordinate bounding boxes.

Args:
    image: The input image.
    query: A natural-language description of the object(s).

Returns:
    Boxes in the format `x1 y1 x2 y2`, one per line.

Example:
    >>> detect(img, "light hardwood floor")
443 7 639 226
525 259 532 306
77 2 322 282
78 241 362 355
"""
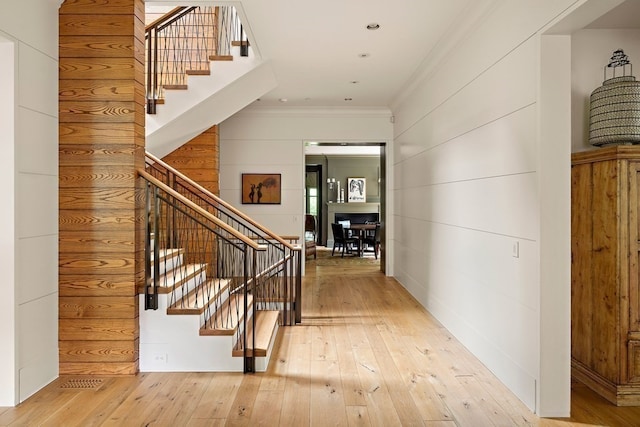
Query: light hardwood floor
2 251 640 426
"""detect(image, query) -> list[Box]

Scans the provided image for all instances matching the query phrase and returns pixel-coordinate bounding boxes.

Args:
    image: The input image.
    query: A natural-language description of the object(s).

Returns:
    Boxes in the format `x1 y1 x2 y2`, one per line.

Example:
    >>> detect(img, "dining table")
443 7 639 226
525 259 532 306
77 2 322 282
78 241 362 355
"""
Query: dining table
345 223 377 257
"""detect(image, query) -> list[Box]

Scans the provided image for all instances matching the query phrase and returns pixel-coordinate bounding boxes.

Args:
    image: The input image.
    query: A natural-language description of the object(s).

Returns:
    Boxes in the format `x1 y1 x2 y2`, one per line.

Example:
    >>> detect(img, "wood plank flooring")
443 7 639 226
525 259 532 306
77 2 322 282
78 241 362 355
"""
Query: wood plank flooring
2 249 640 426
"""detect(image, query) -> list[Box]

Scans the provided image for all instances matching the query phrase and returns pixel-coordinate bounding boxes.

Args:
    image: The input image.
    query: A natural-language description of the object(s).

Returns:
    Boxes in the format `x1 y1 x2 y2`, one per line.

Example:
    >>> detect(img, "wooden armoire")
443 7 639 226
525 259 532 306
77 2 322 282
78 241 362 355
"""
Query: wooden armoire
572 146 640 406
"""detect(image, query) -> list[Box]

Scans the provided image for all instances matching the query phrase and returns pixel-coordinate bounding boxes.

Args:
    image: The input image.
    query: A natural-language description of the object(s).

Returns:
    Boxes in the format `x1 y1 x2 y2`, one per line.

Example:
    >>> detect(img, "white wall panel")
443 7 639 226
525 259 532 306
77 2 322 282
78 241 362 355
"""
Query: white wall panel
395 105 537 188
17 43 58 117
395 173 538 240
221 108 392 141
16 109 58 176
16 173 58 239
0 0 59 58
221 140 302 166
17 292 58 402
395 38 537 163
17 235 58 305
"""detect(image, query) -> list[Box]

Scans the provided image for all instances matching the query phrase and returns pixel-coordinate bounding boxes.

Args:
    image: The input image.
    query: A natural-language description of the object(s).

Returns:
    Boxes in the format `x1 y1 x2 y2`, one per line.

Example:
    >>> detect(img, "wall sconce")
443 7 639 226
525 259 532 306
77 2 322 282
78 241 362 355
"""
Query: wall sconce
327 178 341 203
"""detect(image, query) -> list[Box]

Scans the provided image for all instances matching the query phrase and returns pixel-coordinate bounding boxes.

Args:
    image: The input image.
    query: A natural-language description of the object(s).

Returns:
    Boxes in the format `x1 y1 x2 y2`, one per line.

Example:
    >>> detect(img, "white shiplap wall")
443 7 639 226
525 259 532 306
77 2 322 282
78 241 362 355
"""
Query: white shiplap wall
391 0 583 415
0 0 60 405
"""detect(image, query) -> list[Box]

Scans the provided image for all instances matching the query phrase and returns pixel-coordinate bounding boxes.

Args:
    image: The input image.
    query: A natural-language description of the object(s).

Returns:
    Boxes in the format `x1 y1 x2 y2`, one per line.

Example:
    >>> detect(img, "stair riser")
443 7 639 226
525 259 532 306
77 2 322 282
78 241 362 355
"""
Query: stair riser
150 253 184 278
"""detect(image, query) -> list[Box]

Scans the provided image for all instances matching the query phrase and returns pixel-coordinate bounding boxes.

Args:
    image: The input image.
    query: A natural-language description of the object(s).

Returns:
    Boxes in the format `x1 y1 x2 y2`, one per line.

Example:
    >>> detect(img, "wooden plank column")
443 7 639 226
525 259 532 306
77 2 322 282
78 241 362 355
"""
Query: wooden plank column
58 0 145 375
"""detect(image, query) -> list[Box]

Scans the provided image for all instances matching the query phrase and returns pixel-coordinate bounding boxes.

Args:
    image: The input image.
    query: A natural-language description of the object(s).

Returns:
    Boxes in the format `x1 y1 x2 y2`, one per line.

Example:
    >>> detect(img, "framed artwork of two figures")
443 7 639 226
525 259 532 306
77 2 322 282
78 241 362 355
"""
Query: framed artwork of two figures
242 173 281 204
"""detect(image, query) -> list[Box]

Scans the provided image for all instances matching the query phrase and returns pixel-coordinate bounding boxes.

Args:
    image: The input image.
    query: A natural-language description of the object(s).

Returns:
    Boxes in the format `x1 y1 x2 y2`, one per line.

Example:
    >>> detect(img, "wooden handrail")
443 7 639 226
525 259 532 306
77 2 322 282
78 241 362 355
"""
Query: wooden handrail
139 170 265 251
145 6 189 32
146 152 300 252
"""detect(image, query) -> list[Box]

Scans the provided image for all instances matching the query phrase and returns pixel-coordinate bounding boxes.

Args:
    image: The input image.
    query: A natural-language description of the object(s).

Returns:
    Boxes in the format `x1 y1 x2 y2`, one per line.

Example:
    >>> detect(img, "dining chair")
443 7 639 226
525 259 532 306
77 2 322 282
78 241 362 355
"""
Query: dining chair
361 223 381 259
331 223 359 257
304 214 317 259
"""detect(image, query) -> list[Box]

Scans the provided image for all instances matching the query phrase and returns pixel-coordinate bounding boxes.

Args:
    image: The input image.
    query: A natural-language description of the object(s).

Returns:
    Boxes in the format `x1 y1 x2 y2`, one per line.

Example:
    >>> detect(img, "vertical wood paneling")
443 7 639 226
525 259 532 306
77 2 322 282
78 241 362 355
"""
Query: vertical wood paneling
58 0 145 375
571 163 593 369
590 160 620 382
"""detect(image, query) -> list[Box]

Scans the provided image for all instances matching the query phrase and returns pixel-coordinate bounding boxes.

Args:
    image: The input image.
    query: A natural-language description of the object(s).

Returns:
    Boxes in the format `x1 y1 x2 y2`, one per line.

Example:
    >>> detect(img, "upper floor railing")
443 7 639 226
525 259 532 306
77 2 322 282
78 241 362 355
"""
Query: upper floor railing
145 6 249 114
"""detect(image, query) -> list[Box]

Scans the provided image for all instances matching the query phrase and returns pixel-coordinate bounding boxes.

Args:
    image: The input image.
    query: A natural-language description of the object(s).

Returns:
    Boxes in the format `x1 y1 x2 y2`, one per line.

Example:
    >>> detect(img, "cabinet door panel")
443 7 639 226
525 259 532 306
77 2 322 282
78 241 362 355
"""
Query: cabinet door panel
630 163 640 332
591 160 621 381
629 341 640 383
571 163 594 366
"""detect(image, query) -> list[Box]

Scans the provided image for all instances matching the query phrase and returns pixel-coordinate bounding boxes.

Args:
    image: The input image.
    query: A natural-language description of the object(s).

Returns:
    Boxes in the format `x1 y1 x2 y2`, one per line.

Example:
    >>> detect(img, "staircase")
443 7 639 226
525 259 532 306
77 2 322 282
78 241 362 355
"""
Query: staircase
139 8 295 373
145 5 277 158
139 239 280 372
138 155 301 373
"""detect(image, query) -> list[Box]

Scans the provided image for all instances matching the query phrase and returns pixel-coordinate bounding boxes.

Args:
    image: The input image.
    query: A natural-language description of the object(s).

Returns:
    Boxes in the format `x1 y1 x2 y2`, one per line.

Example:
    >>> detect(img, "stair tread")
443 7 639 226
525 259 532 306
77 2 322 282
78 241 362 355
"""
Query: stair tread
142 263 206 294
209 55 233 61
200 293 253 336
167 278 230 315
186 69 210 75
163 84 188 90
232 310 279 357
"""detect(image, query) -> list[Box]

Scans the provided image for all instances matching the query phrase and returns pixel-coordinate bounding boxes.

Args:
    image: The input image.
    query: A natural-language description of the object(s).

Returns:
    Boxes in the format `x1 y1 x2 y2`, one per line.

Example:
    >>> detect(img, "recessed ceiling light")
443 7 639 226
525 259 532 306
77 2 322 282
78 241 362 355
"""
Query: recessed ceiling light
366 23 380 30
358 53 370 58
350 81 359 84
279 98 288 102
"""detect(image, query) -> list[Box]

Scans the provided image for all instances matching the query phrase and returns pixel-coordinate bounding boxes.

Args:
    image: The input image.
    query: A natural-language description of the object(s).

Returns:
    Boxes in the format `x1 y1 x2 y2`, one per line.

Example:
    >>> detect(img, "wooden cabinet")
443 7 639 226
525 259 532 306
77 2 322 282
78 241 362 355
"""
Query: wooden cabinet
572 146 640 406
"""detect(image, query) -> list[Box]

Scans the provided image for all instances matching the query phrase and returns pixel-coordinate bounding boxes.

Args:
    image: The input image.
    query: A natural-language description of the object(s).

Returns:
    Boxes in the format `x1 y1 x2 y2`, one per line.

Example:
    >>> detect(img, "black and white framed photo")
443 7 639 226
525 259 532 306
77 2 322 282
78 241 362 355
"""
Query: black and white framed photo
347 177 366 203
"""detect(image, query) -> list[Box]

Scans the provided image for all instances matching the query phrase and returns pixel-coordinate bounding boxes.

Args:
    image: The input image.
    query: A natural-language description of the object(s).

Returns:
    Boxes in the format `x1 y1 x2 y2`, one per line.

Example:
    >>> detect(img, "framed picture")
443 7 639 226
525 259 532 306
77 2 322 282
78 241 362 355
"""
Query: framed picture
241 173 281 204
347 177 366 203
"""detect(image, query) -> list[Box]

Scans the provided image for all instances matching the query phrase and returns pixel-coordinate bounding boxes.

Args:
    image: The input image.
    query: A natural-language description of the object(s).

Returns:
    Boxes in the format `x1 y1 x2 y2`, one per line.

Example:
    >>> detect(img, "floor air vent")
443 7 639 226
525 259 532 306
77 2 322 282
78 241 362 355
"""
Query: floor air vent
58 378 104 390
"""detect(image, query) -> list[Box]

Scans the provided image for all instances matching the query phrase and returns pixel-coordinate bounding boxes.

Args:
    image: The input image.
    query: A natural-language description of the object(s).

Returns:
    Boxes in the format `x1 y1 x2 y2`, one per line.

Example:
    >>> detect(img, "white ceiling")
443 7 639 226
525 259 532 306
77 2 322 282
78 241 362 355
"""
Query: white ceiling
236 0 496 108
586 0 640 29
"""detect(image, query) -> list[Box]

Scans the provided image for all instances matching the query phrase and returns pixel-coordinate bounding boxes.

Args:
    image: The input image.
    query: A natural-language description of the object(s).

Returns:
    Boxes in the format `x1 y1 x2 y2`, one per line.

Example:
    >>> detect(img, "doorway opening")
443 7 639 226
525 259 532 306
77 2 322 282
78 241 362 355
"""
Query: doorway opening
304 142 386 273
305 164 322 245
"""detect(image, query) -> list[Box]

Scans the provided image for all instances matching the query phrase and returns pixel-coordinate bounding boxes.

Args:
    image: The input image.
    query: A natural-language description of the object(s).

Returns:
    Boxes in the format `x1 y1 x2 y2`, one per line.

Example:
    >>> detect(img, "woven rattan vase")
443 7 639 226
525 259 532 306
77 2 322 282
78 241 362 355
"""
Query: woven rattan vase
589 49 640 146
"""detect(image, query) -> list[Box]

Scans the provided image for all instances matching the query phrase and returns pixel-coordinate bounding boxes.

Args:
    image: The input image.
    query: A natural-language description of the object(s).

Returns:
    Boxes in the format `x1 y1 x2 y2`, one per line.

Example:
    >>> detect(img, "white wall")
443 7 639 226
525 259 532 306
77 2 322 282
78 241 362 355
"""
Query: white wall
0 0 60 405
572 29 640 152
391 0 584 416
219 106 394 272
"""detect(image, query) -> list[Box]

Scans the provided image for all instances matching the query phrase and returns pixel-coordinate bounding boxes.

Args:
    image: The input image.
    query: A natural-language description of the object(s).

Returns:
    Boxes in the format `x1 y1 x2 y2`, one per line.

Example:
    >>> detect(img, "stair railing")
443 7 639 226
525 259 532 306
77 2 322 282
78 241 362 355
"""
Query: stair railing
145 5 249 114
145 152 302 326
141 170 266 372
